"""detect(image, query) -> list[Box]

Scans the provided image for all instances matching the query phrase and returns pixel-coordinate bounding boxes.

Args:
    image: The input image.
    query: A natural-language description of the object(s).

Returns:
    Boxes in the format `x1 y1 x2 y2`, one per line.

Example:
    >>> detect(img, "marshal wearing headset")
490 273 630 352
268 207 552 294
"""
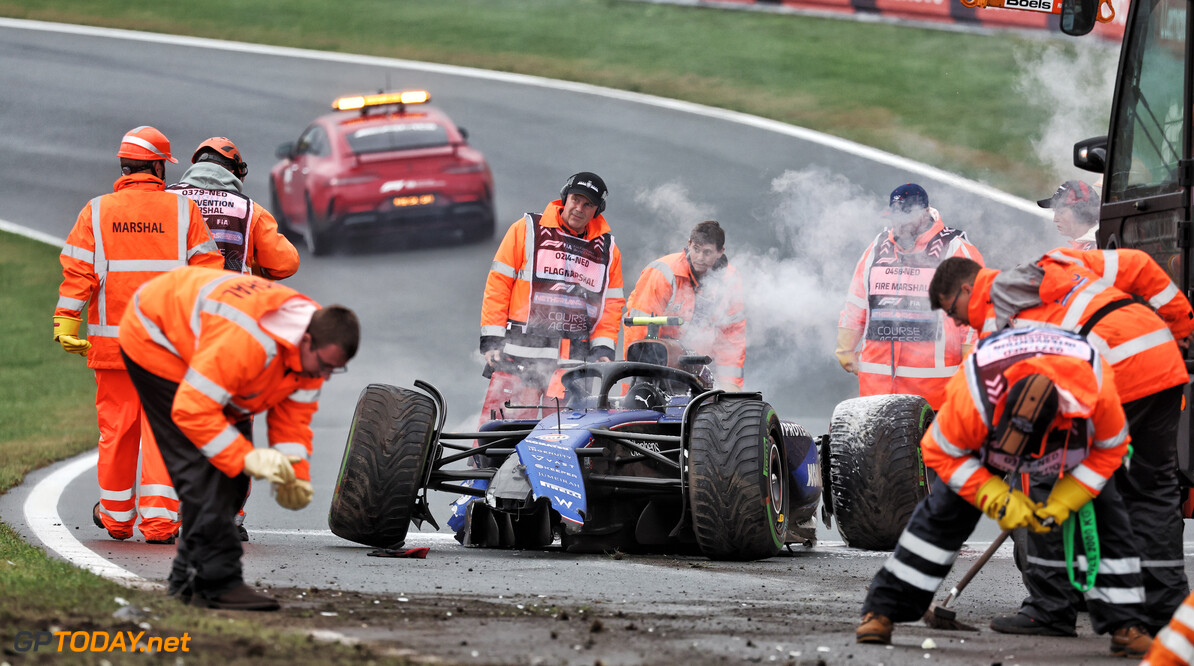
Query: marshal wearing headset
477 171 625 422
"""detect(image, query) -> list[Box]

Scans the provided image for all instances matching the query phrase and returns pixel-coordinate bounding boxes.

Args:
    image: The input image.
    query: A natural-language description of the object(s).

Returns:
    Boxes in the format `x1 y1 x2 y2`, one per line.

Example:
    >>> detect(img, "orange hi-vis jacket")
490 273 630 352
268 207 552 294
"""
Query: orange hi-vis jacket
1143 590 1194 665
480 201 624 362
625 251 746 388
921 327 1130 504
56 173 223 369
838 211 983 408
118 266 324 481
969 248 1192 403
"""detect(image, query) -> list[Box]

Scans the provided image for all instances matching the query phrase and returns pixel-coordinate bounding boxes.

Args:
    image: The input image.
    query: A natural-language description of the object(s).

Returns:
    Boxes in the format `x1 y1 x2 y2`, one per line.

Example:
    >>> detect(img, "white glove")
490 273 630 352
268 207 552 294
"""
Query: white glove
242 449 298 484
273 479 314 510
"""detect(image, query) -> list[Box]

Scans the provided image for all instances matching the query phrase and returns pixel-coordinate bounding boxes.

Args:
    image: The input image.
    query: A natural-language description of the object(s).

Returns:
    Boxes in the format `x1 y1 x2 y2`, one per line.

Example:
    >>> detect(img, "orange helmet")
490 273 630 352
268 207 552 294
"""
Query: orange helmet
117 126 177 163
192 137 247 180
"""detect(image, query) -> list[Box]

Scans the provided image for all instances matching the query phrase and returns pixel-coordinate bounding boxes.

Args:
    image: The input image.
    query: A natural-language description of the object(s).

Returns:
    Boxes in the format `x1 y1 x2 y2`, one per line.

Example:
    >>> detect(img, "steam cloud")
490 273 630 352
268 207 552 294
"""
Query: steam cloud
1015 28 1119 185
630 167 1062 429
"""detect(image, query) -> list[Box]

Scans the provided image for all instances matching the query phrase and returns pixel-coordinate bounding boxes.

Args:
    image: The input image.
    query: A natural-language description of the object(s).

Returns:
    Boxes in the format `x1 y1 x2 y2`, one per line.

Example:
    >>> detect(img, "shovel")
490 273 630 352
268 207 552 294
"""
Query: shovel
923 529 1012 631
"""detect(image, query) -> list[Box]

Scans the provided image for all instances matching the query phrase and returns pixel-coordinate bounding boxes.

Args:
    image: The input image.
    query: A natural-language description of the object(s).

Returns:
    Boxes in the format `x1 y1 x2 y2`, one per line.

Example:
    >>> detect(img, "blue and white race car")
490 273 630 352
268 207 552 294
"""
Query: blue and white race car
328 317 823 560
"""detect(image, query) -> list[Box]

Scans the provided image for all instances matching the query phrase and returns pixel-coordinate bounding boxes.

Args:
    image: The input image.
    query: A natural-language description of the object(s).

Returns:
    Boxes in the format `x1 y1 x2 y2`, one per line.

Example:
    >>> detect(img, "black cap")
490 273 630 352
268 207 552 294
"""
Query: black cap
889 183 929 213
1037 180 1097 209
561 172 608 214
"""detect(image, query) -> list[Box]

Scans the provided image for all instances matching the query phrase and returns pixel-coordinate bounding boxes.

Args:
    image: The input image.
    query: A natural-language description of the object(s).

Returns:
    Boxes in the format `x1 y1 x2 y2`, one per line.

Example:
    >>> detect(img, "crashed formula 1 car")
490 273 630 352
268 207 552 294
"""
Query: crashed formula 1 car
328 317 937 556
328 317 823 560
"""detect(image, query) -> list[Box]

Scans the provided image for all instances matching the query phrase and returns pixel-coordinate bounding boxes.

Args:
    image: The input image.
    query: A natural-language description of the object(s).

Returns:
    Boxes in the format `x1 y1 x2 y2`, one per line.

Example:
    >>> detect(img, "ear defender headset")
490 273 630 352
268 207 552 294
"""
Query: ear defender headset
560 172 607 215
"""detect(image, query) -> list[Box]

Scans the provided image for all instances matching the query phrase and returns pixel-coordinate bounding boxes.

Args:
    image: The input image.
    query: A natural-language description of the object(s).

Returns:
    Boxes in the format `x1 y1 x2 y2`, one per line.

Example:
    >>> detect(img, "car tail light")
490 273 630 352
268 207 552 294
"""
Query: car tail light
329 174 378 186
444 162 485 174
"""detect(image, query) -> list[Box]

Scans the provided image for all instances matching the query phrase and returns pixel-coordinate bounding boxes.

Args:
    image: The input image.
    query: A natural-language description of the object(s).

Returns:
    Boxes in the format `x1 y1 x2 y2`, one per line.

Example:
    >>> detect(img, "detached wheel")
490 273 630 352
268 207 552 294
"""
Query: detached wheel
328 384 437 549
828 394 932 551
688 399 788 560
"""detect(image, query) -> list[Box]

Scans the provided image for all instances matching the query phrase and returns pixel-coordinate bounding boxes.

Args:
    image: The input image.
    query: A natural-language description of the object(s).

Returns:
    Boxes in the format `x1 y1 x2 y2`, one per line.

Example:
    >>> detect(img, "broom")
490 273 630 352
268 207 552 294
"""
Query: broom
922 529 1012 630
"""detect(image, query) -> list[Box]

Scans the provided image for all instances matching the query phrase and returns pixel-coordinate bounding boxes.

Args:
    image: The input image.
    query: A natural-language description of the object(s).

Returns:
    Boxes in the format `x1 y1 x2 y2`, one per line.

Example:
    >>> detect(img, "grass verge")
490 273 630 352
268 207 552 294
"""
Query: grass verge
0 0 1097 197
0 231 411 664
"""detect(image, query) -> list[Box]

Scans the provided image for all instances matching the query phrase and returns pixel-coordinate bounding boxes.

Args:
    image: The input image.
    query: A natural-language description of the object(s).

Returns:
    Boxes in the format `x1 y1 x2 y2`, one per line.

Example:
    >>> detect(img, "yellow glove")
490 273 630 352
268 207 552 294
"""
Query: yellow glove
835 327 862 375
273 479 314 510
241 449 298 484
975 476 1048 533
52 316 92 355
1035 474 1096 527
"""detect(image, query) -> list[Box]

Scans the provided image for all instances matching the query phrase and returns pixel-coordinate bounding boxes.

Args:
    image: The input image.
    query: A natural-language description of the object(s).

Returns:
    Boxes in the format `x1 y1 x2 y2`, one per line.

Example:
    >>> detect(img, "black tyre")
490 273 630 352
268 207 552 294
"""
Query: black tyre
328 384 437 549
827 394 932 551
688 399 788 560
463 203 496 243
268 178 293 236
305 196 331 256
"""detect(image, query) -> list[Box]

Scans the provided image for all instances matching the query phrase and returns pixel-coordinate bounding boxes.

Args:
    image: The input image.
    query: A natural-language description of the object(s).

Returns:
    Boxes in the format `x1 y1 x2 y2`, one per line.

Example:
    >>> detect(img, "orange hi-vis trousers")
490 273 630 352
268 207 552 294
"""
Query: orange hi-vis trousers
94 369 179 541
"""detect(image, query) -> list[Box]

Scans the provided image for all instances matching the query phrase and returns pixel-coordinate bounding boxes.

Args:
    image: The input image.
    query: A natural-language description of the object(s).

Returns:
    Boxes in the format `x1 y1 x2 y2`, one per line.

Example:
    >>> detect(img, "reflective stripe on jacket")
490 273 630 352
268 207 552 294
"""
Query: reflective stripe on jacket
1143 591 1194 666
55 173 223 369
969 249 1190 403
624 251 745 388
838 210 984 408
117 266 323 480
480 201 624 362
921 327 1129 504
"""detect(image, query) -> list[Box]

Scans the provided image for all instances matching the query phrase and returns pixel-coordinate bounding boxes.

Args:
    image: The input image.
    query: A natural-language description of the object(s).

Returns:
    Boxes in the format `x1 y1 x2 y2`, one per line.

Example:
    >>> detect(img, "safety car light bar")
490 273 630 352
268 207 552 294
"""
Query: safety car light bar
332 90 431 111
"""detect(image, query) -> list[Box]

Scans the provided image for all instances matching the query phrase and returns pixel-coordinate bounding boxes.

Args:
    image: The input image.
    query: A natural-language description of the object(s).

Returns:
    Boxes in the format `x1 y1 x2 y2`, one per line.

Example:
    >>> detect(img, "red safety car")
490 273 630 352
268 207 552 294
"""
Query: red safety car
269 90 495 255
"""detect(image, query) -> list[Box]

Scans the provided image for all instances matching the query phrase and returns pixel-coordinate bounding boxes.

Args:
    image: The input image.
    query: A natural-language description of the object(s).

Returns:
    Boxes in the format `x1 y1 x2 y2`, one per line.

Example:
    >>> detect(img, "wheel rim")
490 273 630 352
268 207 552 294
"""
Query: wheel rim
767 436 785 514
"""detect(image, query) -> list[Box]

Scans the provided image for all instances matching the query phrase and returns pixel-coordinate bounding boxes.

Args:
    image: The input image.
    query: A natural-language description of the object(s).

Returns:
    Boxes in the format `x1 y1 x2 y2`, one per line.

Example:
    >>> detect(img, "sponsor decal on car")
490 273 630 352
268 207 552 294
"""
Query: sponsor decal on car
380 179 446 193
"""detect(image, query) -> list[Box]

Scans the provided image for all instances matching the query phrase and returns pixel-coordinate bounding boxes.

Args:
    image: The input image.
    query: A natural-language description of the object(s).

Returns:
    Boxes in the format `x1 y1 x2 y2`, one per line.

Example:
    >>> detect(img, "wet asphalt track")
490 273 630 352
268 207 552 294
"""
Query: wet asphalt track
5 19 1190 664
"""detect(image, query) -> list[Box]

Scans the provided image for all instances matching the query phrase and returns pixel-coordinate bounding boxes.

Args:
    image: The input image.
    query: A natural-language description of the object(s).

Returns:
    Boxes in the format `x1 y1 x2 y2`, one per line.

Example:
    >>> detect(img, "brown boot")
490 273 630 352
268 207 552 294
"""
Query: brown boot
92 502 131 540
856 612 893 644
1109 626 1152 658
191 583 280 611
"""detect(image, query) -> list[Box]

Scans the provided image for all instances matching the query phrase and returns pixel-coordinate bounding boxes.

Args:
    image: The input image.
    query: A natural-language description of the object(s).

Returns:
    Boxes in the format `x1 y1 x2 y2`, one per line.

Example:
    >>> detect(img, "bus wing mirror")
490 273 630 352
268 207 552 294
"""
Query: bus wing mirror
1073 135 1107 174
1060 0 1099 36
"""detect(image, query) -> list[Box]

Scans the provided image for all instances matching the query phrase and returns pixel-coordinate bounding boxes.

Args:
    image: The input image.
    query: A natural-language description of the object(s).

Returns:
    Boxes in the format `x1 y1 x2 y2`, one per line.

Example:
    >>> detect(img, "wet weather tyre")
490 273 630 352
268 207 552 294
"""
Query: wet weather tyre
688 399 788 561
827 394 932 551
328 384 437 549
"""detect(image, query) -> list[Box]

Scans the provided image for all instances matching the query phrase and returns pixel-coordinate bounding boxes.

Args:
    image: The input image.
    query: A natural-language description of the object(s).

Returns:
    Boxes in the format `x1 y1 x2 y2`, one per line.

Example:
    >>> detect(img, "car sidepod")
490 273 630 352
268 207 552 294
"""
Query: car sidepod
779 419 820 544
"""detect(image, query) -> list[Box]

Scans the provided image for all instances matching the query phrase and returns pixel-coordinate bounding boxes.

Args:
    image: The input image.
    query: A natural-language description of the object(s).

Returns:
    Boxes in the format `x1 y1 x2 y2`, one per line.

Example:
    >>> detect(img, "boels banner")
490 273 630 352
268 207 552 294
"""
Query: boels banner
711 0 1126 39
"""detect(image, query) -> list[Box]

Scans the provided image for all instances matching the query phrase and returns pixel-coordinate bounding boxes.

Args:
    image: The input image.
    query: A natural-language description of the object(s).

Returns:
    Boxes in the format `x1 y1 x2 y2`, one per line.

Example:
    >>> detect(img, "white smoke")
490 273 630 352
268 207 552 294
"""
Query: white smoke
1014 31 1120 184
621 169 1056 427
632 181 719 262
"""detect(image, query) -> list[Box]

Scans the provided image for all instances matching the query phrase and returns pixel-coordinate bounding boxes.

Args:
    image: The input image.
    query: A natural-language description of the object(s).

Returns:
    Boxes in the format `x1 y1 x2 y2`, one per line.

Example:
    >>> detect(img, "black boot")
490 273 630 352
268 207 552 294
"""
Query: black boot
990 612 1076 636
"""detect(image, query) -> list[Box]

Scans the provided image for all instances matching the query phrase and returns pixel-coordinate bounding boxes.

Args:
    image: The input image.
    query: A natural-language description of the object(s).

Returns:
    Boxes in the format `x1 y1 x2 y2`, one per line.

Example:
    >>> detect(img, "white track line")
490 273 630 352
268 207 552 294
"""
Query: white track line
0 217 63 245
22 451 156 587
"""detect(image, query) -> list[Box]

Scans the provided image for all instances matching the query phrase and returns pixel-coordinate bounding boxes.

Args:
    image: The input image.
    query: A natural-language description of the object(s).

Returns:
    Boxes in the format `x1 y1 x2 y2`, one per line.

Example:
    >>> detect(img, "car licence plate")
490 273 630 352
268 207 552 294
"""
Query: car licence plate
392 194 436 207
